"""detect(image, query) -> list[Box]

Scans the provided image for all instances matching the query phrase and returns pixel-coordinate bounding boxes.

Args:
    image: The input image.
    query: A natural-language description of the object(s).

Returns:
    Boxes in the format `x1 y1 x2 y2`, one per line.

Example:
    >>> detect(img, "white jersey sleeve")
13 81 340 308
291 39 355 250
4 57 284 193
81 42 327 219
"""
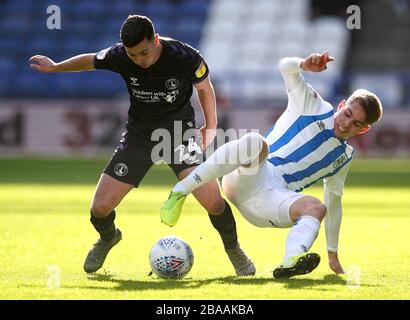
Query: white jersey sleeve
323 161 351 252
323 159 351 196
279 57 322 115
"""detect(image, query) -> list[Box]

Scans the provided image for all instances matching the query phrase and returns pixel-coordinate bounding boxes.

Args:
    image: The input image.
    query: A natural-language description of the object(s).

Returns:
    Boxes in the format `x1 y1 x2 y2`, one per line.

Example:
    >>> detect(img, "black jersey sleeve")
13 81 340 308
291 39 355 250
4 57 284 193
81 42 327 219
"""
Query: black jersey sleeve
93 44 122 73
191 55 209 85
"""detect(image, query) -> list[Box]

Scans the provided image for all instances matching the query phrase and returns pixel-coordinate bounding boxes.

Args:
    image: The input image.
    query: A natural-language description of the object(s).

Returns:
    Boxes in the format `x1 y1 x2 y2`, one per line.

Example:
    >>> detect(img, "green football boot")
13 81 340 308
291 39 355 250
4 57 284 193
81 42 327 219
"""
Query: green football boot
273 252 320 279
160 191 187 227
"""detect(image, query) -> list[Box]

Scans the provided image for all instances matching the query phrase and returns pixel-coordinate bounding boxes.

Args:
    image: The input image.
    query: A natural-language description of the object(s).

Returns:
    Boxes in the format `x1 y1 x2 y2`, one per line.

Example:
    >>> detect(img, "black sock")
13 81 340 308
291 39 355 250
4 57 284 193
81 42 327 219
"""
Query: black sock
208 200 238 250
90 210 116 241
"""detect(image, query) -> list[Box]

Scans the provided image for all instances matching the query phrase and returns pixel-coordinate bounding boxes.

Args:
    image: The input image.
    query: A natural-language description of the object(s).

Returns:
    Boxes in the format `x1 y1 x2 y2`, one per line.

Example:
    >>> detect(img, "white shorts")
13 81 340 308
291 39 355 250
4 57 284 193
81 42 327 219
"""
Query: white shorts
221 160 304 228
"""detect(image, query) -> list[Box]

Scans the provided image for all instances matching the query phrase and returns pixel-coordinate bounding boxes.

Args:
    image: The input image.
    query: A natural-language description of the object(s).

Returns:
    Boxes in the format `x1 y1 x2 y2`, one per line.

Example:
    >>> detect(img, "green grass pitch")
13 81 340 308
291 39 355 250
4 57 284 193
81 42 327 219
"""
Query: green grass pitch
0 158 409 299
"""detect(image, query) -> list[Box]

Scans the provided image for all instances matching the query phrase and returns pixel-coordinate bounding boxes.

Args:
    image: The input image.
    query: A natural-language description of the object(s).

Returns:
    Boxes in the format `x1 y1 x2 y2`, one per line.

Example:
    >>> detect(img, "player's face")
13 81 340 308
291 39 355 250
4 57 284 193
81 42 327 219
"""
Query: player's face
125 37 159 68
334 100 369 139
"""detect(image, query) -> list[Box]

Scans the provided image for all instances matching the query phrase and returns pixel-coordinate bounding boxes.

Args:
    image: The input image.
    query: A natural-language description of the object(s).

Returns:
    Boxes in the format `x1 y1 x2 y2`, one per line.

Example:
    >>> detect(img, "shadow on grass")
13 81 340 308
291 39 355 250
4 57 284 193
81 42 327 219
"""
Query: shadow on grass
275 274 379 290
80 273 377 292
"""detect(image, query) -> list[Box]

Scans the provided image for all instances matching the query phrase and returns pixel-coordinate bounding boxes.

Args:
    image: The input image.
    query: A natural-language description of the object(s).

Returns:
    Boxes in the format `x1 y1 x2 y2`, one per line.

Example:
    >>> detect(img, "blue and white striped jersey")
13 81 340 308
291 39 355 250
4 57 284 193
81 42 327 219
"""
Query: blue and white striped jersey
265 58 353 194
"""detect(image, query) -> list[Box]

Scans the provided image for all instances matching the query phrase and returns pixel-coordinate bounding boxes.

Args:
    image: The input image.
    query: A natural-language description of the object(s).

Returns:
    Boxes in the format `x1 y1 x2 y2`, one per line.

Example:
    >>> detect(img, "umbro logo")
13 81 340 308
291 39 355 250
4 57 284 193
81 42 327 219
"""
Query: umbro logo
317 120 325 131
268 220 277 227
193 173 202 183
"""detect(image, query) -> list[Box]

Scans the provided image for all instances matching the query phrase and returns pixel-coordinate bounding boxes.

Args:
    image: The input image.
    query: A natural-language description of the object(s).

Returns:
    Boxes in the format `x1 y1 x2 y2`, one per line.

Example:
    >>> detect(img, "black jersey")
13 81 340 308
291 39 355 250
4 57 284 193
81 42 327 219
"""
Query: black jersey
93 37 209 133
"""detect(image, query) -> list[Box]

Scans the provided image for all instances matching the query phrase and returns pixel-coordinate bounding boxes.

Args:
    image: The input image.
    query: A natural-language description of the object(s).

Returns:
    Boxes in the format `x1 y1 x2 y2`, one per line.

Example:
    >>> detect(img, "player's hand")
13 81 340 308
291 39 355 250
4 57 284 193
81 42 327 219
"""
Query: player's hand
29 55 57 72
199 126 217 150
301 51 334 73
328 251 344 274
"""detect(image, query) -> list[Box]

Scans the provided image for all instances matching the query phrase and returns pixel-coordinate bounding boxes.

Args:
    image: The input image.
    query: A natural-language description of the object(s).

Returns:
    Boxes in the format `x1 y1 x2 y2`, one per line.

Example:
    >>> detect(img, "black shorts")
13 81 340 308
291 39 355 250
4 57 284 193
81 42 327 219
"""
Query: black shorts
104 119 204 186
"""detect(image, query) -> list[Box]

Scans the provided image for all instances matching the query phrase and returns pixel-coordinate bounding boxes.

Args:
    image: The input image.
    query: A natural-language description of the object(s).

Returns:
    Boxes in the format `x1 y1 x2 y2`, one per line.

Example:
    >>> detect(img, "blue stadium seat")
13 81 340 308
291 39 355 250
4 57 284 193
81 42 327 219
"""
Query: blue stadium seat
174 19 203 46
74 71 125 97
14 68 53 97
0 15 30 35
0 36 22 53
74 1 107 17
0 0 210 97
112 0 139 17
4 0 35 14
179 0 209 20
64 37 94 55
27 36 61 57
144 1 177 20
0 56 15 95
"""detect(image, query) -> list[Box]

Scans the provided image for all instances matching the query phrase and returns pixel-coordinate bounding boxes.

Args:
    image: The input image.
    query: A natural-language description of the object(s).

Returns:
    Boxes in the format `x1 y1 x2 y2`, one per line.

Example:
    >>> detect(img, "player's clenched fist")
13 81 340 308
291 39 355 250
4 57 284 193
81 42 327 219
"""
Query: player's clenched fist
29 55 57 72
301 51 334 73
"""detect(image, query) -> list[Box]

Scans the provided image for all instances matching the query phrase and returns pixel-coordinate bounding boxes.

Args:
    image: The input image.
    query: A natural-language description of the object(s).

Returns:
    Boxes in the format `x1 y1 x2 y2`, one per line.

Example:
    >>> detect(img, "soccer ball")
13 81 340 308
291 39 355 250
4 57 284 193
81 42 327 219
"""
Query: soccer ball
149 236 194 279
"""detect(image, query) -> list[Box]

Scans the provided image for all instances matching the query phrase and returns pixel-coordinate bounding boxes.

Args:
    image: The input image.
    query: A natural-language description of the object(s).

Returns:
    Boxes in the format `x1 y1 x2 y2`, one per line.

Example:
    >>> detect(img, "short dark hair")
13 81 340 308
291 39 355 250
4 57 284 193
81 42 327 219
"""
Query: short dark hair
120 15 155 47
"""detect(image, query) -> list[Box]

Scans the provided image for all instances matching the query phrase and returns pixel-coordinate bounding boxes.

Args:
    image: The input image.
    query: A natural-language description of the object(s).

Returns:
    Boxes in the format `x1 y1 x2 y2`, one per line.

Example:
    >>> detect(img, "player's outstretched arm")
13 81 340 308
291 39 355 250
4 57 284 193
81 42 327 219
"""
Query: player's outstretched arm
324 189 345 274
29 54 96 73
300 51 334 73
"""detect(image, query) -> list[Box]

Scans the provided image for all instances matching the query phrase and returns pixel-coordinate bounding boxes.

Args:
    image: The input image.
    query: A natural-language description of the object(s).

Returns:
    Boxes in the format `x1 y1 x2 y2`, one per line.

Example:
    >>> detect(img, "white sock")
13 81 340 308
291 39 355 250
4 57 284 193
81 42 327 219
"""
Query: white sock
284 216 320 260
173 132 263 194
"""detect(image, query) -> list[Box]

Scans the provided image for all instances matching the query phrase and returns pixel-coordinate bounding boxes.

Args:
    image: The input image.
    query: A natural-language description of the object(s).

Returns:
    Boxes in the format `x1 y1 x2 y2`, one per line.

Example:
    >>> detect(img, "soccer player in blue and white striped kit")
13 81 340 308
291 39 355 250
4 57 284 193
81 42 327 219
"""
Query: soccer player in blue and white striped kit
161 52 383 279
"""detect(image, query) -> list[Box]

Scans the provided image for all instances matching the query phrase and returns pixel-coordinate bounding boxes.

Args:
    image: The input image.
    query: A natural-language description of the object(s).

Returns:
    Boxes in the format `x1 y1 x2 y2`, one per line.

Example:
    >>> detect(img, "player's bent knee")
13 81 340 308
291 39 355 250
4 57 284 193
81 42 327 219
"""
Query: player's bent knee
293 197 327 221
244 132 264 157
204 197 226 215
198 192 225 214
241 132 266 165
91 198 116 218
308 201 327 221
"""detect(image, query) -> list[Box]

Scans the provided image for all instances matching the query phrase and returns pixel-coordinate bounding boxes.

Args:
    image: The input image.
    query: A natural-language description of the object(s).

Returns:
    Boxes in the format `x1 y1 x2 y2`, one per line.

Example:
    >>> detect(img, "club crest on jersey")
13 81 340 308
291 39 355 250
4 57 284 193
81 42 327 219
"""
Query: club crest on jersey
130 77 139 86
333 154 348 169
165 78 179 90
96 48 109 60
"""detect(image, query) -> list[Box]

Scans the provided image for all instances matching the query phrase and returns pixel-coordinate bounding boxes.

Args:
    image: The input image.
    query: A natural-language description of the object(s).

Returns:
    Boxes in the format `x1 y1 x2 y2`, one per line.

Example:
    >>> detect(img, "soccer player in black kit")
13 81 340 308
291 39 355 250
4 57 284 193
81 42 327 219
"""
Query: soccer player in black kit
29 15 255 276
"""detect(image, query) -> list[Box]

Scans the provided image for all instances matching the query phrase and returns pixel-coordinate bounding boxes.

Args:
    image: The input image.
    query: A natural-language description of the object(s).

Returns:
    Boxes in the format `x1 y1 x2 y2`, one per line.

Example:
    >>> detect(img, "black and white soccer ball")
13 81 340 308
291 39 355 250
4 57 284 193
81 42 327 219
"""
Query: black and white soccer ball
149 236 194 279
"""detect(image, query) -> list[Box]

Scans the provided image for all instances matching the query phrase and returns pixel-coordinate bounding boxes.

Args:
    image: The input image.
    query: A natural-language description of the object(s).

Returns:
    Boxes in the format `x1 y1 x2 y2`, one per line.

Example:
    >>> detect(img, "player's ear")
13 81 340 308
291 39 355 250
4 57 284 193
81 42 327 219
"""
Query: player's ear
337 99 346 112
153 34 159 45
357 125 370 135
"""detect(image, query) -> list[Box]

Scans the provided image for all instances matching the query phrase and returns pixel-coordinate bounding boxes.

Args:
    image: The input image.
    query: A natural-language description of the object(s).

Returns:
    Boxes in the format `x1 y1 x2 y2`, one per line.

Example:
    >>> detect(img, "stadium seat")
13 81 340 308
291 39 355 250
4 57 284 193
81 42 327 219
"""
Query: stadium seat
209 0 245 22
112 0 139 16
250 0 281 20
0 56 15 94
313 17 349 44
199 0 350 102
202 20 238 42
0 0 210 97
247 20 279 39
179 0 209 21
281 21 307 45
201 41 232 74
